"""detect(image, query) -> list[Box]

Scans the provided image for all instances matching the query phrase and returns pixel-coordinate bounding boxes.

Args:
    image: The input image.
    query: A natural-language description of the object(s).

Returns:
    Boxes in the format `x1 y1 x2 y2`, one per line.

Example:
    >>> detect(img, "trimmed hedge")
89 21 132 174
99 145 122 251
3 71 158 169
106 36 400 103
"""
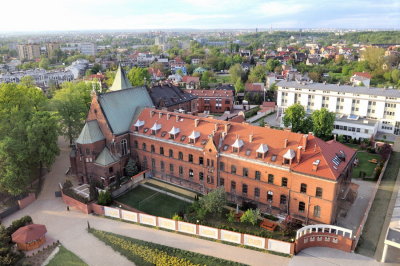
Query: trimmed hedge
89 229 247 266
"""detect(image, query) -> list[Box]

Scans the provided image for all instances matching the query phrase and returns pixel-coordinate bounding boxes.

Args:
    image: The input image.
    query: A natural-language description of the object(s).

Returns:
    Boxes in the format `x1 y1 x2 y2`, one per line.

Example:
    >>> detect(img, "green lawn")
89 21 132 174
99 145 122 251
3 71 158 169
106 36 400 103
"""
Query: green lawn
352 152 382 179
47 245 87 266
90 228 246 266
115 185 190 219
356 152 400 257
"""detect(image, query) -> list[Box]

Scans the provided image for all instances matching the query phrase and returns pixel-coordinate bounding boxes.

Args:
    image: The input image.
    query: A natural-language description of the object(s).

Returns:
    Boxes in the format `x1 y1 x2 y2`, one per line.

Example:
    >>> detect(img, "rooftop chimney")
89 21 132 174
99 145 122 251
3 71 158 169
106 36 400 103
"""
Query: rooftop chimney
150 110 155 117
312 160 320 171
302 135 308 150
159 112 162 119
249 134 253 143
176 115 180 122
297 146 302 163
284 138 288 148
214 123 218 131
194 119 199 127
167 113 171 120
224 123 231 133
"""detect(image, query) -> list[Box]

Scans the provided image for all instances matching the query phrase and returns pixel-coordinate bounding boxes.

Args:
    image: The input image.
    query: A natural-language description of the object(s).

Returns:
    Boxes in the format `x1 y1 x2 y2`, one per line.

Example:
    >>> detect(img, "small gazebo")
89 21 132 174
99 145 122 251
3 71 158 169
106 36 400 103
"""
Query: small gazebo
11 224 47 251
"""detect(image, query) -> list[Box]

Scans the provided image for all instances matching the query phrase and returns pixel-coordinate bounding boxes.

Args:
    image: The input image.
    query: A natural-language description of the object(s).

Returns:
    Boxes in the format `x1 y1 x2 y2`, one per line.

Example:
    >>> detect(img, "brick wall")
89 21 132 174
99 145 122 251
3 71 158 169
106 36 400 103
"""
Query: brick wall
18 193 36 209
295 232 353 253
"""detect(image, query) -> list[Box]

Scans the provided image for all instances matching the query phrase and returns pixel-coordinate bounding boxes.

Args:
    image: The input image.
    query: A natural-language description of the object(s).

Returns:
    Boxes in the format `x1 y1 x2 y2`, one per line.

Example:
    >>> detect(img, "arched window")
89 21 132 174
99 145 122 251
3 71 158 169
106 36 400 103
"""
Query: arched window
299 201 305 213
121 139 128 156
314 205 321 217
280 195 287 205
254 187 260 197
169 149 173 158
178 152 183 160
142 143 147 151
281 177 288 187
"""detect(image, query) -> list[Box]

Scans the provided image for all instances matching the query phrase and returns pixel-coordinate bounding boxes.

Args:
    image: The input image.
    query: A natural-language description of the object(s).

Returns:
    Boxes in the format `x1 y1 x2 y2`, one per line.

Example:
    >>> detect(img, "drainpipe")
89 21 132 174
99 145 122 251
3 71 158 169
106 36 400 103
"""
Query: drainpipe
306 195 311 225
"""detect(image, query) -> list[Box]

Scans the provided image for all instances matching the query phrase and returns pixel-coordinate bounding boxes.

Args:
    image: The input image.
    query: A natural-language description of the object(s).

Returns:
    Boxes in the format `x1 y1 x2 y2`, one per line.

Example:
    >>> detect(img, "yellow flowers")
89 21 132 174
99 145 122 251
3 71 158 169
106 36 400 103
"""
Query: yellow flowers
93 230 199 266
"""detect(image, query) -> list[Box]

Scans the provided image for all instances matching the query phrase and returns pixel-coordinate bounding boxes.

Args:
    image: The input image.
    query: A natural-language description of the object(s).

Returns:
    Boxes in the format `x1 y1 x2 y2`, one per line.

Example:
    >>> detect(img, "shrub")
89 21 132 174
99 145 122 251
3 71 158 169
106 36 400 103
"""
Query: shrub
7 216 33 235
97 190 112 206
226 211 235 223
125 158 139 177
240 209 260 225
172 214 183 221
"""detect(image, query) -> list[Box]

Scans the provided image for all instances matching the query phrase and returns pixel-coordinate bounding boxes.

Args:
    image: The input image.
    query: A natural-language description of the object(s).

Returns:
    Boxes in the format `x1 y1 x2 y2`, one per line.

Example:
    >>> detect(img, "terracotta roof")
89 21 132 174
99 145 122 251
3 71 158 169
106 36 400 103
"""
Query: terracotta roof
182 76 200 83
12 224 47 244
353 72 372 79
132 108 355 181
187 89 233 97
245 83 264 92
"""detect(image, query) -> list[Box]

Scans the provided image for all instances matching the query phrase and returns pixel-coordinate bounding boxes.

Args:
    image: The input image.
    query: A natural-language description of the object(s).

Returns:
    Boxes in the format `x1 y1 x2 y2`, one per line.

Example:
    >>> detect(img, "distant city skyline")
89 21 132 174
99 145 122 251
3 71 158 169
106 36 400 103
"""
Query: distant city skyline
1 0 399 32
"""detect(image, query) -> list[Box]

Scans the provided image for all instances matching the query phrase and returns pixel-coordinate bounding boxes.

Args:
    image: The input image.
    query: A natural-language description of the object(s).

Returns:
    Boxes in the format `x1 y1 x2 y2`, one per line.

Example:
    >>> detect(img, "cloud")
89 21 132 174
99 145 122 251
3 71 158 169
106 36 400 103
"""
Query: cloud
255 1 310 16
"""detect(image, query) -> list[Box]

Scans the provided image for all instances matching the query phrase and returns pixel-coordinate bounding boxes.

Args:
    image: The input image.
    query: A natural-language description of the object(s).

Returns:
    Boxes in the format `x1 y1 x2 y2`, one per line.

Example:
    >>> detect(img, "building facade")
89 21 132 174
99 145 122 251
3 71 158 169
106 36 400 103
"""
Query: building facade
187 89 234 113
0 68 74 86
17 44 41 61
277 81 400 139
131 108 356 225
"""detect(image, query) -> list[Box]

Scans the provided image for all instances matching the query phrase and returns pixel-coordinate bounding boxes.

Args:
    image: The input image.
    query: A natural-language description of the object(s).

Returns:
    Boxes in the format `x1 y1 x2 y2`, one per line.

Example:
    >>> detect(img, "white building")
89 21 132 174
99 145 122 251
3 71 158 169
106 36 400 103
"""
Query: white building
277 80 400 139
61 43 96 56
0 68 74 87
65 59 89 79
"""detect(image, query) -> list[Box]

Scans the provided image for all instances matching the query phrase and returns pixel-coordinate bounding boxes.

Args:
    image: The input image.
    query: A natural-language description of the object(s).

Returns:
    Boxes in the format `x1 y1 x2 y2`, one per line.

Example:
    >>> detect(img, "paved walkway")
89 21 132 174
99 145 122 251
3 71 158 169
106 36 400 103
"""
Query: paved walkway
3 138 289 266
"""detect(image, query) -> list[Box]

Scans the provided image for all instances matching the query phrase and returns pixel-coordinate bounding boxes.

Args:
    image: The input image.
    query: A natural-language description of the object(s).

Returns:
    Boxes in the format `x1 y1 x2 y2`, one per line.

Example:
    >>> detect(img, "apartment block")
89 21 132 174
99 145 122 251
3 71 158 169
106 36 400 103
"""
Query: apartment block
17 44 41 61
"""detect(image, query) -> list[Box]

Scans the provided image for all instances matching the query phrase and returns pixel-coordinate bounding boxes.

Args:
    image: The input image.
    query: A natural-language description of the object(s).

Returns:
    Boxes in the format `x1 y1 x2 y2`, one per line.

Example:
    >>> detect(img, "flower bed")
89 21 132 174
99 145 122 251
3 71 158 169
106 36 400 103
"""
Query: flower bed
89 229 247 266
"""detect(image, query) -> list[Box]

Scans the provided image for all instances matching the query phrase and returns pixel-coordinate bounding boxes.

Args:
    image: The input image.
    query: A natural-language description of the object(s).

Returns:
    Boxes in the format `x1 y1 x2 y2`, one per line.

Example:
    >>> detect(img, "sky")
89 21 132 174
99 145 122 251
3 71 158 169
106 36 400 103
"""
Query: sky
1 0 399 32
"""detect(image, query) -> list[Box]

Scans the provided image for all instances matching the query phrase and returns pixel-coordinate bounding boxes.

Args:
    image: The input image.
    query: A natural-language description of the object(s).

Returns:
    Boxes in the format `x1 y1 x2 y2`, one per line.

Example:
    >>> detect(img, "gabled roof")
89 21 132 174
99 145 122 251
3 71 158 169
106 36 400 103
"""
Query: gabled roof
169 126 180 135
149 85 197 107
95 147 119 166
109 64 132 91
256 144 269 153
98 87 154 135
76 120 105 144
232 138 244 149
283 149 296 160
12 224 47 244
189 130 200 139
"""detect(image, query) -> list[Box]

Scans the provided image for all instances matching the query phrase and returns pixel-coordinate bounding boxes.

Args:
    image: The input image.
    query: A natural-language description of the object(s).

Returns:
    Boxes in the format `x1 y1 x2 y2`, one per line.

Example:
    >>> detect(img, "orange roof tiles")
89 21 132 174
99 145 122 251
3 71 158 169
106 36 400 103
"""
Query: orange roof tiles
182 76 200 83
132 108 355 181
353 72 372 79
12 224 47 244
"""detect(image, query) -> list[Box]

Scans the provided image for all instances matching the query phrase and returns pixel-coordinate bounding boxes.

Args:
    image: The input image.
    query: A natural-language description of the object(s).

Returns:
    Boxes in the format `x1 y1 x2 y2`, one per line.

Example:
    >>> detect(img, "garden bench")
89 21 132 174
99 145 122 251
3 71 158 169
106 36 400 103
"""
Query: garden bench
368 159 378 164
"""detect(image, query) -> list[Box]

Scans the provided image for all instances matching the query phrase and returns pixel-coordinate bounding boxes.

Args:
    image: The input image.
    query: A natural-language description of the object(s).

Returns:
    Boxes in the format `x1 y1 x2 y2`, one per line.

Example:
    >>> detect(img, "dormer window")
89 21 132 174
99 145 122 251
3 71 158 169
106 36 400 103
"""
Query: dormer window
134 120 145 131
256 144 269 159
231 137 244 153
283 149 296 165
188 130 200 144
168 126 180 139
150 122 161 135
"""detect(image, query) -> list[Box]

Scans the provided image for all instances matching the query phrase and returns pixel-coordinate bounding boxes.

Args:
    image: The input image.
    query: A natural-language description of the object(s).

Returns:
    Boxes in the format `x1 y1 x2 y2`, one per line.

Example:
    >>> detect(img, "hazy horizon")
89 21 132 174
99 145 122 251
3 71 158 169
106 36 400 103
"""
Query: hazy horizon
1 0 399 33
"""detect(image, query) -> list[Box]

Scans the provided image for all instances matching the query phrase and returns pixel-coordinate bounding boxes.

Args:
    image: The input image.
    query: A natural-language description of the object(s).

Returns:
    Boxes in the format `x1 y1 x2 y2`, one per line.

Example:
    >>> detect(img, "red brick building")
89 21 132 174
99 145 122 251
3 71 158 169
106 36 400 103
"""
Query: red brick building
130 108 356 225
187 89 234 113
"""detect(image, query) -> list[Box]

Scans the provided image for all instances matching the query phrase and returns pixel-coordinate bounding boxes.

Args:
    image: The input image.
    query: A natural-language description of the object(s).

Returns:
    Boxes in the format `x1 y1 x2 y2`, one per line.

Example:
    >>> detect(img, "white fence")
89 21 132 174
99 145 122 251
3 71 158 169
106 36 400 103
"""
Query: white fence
103 207 294 255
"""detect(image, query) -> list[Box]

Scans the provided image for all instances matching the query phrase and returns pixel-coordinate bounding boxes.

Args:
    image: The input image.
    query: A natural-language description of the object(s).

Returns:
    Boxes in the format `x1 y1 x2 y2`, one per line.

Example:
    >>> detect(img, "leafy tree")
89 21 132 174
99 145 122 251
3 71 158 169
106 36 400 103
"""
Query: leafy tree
309 72 322 82
97 190 112 206
283 104 310 133
391 69 400 83
362 47 385 70
377 143 392 161
125 158 138 177
311 108 335 140
27 111 60 176
197 187 226 215
234 78 245 93
127 67 150 86
39 57 50 70
200 71 212 88
51 82 92 144
248 65 267 83
240 209 260 225
229 64 244 83
266 59 281 72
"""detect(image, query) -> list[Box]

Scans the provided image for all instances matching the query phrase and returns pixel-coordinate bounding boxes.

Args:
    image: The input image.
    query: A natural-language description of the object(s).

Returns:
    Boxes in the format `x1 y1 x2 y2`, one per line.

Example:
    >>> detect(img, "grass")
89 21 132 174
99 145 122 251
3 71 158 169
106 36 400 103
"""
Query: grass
356 152 400 257
352 151 382 179
89 228 247 266
116 185 190 219
47 245 87 266
344 143 361 150
143 182 196 200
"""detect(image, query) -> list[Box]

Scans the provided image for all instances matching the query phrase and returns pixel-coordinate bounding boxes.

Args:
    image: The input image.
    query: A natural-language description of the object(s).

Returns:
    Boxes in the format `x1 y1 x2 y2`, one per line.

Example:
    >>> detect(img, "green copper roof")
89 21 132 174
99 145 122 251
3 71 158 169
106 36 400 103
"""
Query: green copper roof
76 120 105 144
98 87 154 135
109 64 132 91
95 147 119 166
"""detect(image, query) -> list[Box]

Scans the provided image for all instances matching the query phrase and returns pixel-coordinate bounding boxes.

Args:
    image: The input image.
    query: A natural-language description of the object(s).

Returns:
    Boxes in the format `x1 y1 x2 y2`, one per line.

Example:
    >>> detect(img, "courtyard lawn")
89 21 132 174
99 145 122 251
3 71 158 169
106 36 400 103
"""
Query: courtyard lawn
47 245 87 266
356 152 400 257
352 152 382 179
115 185 190 219
89 228 246 266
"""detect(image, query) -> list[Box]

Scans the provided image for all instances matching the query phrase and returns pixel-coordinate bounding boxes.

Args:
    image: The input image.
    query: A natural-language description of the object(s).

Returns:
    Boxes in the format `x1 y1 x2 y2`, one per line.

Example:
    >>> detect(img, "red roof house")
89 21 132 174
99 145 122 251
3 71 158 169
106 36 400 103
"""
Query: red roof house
12 224 47 251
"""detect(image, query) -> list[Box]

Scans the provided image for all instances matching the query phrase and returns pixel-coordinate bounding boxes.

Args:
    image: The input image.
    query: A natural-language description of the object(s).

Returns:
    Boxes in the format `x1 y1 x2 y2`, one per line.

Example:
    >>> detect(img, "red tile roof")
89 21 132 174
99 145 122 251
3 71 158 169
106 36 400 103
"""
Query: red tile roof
133 108 355 181
245 83 264 92
353 72 372 79
182 76 200 83
12 224 47 244
187 89 233 97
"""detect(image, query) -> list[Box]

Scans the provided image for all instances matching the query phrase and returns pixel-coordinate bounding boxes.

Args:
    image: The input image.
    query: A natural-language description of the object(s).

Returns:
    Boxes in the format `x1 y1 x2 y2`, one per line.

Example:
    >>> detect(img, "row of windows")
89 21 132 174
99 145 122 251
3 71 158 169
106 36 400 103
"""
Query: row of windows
298 202 321 218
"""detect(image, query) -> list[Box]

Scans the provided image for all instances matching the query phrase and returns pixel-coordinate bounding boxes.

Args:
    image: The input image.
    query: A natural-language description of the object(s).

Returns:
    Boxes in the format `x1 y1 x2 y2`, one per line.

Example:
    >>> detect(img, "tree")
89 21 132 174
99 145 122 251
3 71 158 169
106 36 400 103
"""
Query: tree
248 65 267 83
229 64 244 83
234 78 245 93
391 69 400 83
311 108 335 140
26 111 60 177
266 59 281 72
200 71 212 88
127 67 150 86
39 57 50 70
197 187 226 215
362 47 385 70
240 209 260 225
377 143 392 161
283 104 310 133
309 72 322 82
125 158 138 177
97 190 112 206
51 82 92 144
